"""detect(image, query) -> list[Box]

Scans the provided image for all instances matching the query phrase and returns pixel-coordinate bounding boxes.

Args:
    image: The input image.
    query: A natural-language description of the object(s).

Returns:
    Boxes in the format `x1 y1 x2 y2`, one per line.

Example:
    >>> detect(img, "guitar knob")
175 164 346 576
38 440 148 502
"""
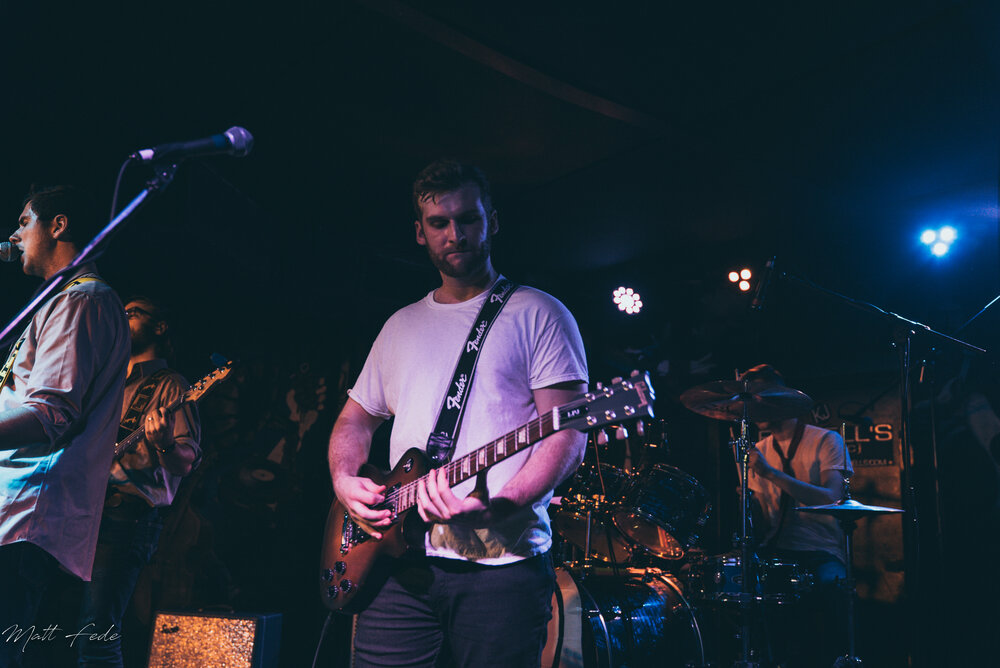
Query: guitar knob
615 426 628 440
326 585 339 600
341 579 354 593
334 561 347 575
321 569 334 582
635 420 645 437
595 430 609 446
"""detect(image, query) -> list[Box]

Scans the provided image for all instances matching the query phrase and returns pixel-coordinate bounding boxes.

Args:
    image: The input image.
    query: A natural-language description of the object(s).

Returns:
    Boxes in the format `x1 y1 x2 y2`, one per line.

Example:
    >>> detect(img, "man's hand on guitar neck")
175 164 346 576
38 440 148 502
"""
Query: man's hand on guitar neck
333 475 393 540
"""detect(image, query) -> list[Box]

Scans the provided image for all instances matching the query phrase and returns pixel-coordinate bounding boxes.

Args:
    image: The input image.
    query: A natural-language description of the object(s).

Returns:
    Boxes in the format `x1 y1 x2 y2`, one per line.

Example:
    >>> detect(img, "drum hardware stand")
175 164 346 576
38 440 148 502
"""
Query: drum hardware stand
791 430 904 668
732 381 761 668
833 426 863 668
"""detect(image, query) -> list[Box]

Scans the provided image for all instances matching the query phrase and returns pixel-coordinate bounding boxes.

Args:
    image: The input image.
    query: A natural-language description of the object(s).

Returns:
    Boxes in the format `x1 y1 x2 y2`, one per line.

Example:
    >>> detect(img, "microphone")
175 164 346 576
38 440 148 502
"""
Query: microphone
131 126 254 163
0 242 20 263
750 256 776 311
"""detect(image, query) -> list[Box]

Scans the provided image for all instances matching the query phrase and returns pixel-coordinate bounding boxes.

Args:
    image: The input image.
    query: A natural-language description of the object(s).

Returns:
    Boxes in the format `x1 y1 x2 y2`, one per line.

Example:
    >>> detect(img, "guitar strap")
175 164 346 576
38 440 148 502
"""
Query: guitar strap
0 275 105 393
425 277 518 468
118 368 172 443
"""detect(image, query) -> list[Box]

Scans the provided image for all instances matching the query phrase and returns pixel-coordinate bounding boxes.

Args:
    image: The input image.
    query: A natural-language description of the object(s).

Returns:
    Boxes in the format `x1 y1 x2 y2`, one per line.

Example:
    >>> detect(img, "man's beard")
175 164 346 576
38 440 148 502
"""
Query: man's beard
427 236 491 279
130 322 158 356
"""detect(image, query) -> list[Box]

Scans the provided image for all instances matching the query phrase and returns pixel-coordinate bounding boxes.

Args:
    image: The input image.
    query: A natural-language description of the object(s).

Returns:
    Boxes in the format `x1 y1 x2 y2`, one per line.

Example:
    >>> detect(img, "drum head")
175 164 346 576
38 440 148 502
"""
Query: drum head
612 464 711 561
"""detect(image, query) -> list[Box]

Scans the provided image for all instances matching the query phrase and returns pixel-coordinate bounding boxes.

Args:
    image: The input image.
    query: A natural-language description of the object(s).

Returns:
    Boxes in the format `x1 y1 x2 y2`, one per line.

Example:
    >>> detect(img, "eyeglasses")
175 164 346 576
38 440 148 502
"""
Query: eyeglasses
125 307 154 319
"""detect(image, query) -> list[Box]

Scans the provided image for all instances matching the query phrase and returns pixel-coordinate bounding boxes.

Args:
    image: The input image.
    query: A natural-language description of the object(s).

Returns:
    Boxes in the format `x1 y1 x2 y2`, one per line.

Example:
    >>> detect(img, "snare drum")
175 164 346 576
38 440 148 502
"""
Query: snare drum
612 464 711 560
684 552 813 605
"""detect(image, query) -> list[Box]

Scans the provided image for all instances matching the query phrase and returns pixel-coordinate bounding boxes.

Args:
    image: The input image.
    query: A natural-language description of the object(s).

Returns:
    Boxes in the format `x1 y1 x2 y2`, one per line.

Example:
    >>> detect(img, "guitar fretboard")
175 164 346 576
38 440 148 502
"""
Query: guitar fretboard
113 395 185 458
387 411 557 513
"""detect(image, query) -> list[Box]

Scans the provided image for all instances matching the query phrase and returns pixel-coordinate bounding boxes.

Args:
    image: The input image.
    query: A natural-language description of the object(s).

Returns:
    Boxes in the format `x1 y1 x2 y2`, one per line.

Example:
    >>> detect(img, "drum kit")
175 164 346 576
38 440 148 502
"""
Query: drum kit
545 375 903 668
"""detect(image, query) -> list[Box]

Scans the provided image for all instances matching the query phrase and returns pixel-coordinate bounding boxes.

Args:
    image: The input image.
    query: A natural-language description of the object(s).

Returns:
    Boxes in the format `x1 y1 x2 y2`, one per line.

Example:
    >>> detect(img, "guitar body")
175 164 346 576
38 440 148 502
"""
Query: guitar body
319 447 430 614
318 372 656 614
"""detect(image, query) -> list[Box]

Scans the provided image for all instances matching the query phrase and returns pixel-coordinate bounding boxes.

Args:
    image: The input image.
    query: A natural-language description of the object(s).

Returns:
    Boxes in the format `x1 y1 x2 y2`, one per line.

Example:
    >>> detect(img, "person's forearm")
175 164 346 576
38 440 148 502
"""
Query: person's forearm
493 428 586 510
329 428 371 485
0 406 48 449
762 468 841 506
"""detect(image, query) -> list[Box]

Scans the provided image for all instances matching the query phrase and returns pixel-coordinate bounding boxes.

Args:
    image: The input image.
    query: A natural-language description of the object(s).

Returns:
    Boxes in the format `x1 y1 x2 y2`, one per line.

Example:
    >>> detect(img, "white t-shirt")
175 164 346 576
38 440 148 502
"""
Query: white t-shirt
348 279 588 564
748 423 854 563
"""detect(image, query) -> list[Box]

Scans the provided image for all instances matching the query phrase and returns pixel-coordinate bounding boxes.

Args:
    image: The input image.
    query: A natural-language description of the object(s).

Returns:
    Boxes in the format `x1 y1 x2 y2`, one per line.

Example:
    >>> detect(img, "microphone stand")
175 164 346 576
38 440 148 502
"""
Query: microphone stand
0 162 179 349
771 268 985 667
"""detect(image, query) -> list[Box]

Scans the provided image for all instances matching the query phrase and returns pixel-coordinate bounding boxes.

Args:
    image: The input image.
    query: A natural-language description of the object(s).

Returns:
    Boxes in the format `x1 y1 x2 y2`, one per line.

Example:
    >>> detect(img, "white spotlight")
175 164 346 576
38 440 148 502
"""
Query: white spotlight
613 287 643 315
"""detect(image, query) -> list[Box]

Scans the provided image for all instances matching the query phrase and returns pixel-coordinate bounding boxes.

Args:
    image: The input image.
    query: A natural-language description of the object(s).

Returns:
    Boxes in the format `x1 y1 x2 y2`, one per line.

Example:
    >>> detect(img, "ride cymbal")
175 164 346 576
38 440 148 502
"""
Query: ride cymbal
795 498 903 518
680 379 814 422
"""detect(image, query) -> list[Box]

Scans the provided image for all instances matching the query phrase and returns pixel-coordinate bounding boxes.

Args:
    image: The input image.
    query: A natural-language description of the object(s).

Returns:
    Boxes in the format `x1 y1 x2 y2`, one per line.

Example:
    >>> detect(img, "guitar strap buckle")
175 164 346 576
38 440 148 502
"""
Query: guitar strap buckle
426 432 455 467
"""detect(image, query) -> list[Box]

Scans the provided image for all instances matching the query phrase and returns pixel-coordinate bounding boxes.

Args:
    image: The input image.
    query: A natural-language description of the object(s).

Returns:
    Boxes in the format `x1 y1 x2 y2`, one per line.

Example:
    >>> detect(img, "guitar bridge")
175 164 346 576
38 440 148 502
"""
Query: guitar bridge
341 511 368 553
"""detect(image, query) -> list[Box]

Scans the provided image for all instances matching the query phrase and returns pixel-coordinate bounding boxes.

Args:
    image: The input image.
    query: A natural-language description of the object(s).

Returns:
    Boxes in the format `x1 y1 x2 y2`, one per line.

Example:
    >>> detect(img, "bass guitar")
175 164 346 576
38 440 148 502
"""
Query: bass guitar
319 371 655 613
114 358 234 458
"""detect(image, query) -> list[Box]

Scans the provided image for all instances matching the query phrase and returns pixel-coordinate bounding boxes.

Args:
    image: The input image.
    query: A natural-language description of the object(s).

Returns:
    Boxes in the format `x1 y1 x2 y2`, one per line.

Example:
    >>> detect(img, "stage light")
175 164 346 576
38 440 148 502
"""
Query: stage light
613 286 643 315
740 268 752 280
728 271 740 283
921 225 957 257
738 280 751 292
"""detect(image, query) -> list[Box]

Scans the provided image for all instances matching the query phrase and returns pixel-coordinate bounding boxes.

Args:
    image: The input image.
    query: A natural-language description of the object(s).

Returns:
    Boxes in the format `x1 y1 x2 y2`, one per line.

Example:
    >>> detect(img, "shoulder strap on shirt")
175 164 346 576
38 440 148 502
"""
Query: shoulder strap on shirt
425 277 518 467
0 276 107 393
118 368 173 443
63 276 105 289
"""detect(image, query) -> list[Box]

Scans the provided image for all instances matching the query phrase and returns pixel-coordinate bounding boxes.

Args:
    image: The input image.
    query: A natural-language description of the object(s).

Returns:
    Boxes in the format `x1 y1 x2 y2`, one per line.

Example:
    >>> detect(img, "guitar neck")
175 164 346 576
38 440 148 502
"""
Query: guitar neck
114 395 184 458
392 411 557 514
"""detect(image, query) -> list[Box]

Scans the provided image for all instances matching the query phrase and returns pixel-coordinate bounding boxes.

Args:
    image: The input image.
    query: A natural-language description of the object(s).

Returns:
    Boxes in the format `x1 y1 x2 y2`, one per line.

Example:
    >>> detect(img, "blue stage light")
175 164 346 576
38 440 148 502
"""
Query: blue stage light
939 226 957 243
920 229 937 245
931 241 949 257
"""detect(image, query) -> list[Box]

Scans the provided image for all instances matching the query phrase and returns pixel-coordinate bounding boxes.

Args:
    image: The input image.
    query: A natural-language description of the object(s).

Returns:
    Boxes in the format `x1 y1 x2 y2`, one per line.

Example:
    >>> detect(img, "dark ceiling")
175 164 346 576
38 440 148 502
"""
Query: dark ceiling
1 0 998 380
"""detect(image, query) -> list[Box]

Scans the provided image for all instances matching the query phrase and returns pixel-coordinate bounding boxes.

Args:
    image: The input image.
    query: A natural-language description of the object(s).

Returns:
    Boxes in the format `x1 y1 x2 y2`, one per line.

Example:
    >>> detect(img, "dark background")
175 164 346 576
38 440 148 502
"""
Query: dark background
4 1 1000 666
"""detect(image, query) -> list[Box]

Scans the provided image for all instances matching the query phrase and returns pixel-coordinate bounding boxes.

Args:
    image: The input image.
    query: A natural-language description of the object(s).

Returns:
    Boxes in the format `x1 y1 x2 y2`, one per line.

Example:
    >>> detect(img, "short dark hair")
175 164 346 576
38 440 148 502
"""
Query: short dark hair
412 159 494 219
22 185 101 248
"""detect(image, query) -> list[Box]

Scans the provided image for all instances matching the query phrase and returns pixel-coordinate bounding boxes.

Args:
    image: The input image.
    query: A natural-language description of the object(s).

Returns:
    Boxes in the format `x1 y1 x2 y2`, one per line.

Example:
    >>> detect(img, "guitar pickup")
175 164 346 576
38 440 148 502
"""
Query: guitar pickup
371 483 401 522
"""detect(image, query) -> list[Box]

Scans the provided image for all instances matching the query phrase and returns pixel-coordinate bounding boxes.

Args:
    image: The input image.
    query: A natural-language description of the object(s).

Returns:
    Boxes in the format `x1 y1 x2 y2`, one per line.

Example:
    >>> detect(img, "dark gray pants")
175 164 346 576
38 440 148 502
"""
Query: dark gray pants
353 554 554 668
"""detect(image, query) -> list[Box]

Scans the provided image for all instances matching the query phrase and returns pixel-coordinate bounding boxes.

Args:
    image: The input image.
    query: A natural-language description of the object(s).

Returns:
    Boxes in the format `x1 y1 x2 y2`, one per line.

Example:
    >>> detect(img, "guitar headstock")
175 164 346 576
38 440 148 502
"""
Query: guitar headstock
556 370 655 432
183 360 234 403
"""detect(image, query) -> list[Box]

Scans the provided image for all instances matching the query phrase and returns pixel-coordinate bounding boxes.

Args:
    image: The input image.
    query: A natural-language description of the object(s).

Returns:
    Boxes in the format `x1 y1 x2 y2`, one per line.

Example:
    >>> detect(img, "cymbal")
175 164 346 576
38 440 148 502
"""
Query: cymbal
680 379 814 422
795 498 904 518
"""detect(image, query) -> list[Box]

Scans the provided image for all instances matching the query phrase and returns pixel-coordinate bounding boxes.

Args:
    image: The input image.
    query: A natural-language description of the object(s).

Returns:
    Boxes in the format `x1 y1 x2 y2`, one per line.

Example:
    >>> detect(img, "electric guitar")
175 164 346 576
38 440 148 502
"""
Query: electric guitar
319 371 655 613
114 359 234 458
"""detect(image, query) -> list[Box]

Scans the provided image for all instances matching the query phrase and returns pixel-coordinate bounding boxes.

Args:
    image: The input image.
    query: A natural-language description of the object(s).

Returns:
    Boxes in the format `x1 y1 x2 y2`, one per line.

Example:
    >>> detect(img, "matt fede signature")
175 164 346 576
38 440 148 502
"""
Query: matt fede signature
2 623 120 653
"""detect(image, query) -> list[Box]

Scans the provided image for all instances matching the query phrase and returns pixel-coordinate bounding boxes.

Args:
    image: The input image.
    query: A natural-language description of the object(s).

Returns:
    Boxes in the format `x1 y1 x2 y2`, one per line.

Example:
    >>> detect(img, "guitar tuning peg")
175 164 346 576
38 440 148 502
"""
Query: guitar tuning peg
614 425 628 440
595 381 604 390
595 429 609 446
611 376 623 385
635 420 645 437
630 369 641 377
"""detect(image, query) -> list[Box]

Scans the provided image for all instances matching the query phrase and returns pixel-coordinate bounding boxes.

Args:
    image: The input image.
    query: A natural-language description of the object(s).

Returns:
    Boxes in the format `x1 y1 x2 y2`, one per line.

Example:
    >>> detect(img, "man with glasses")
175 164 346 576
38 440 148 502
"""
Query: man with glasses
76 296 201 667
0 186 129 668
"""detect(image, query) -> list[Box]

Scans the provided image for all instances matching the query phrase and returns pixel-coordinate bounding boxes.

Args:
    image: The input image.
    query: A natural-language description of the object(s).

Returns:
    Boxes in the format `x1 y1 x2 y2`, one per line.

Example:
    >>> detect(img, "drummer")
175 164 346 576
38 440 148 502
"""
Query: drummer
742 363 853 665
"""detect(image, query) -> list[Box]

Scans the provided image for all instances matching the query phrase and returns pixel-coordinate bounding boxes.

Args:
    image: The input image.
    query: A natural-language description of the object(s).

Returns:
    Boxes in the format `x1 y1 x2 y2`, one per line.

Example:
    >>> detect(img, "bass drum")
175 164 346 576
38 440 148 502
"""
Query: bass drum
542 567 705 668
